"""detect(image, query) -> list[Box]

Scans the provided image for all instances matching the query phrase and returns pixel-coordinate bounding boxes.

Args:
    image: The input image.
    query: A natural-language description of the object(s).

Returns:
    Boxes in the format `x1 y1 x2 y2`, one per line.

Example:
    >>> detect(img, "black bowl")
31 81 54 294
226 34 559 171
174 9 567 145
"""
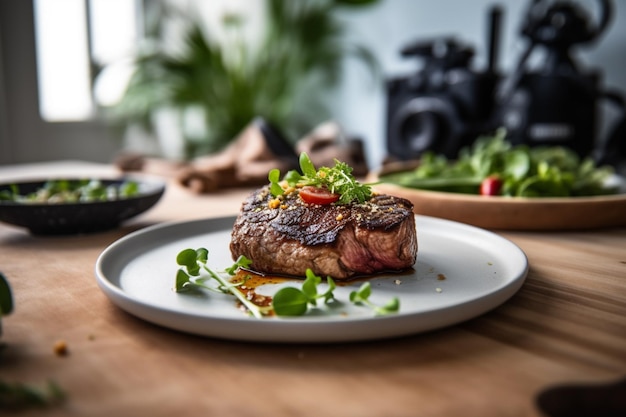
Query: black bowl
0 177 165 235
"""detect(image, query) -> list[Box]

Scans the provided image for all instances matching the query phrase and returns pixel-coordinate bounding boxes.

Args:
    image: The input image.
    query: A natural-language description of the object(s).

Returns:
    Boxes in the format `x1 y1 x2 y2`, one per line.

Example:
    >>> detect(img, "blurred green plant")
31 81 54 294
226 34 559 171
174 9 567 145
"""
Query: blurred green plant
0 273 67 410
104 0 379 159
0 272 13 337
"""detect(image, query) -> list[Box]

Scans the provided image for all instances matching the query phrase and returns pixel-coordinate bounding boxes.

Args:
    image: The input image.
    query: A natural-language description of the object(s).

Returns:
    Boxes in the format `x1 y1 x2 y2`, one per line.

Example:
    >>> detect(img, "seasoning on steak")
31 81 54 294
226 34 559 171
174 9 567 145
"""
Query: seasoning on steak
229 186 418 280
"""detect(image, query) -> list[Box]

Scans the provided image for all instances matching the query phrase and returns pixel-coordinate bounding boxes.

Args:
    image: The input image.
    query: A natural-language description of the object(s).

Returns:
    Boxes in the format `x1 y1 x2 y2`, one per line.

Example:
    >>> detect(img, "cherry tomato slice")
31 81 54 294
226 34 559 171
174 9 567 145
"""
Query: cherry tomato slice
480 176 503 196
298 186 340 205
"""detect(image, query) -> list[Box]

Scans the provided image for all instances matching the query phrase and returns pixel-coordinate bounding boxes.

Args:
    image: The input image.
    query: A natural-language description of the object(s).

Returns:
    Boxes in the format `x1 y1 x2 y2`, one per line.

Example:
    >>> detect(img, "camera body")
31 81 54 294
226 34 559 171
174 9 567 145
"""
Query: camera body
386 39 498 159
386 0 624 163
499 71 600 157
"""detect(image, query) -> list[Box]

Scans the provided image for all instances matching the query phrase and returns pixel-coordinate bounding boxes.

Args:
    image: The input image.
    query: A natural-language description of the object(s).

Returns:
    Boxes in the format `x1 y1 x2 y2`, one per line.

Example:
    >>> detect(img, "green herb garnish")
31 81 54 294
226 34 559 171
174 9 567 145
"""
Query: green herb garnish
350 282 400 316
175 248 270 318
174 248 399 318
272 269 337 316
380 128 618 197
269 152 372 204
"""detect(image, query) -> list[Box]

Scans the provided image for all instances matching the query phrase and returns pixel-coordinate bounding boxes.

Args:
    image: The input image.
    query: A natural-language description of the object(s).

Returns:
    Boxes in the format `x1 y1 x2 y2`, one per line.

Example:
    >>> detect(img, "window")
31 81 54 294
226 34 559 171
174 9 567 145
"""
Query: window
33 0 140 122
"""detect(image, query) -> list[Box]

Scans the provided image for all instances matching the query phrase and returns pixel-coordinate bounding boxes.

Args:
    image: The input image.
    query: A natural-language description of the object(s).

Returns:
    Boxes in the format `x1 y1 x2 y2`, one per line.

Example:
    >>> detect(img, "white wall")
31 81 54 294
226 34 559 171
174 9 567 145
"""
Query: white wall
2 0 624 166
332 0 626 168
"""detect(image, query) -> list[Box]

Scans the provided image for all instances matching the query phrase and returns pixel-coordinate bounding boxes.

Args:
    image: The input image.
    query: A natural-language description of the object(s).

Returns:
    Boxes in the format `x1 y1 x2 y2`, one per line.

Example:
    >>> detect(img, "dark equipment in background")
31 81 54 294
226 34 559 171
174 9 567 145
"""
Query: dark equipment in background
386 5 502 159
386 0 626 167
498 0 625 162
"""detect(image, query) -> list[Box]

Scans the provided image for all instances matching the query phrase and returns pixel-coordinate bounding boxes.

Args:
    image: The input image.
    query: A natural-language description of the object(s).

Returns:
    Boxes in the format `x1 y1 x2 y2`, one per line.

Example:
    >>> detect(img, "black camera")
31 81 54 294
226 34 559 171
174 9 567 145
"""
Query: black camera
497 0 619 158
386 37 499 160
386 0 626 165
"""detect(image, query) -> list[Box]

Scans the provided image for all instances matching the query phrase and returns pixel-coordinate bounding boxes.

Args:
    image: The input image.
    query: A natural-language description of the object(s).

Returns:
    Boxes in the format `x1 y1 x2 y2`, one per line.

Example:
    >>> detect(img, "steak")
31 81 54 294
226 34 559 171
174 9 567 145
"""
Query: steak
229 186 418 279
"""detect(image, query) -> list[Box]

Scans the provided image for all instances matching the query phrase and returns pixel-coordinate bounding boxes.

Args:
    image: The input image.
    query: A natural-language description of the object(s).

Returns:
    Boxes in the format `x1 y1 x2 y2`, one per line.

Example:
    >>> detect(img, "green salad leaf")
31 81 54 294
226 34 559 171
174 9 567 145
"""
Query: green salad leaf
380 129 618 197
0 179 141 203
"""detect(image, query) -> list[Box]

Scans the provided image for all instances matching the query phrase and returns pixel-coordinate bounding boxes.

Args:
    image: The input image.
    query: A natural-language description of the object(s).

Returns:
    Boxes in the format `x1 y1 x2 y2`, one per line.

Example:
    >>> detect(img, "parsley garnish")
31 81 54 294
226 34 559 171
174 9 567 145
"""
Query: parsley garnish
269 152 372 204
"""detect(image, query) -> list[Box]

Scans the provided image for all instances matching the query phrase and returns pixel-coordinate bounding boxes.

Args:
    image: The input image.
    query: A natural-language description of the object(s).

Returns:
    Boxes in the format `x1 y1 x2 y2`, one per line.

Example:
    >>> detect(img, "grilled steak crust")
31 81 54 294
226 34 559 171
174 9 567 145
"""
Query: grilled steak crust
229 186 418 279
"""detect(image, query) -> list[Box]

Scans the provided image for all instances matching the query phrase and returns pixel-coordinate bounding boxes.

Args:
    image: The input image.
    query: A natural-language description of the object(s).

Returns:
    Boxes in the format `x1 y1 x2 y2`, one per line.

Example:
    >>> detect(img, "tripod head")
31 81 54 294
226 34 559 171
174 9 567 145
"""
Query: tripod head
520 0 613 71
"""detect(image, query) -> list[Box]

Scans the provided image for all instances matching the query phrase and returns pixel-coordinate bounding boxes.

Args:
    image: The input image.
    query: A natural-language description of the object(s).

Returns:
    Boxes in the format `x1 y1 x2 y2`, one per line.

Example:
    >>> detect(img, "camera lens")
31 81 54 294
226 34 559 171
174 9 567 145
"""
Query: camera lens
389 96 460 158
400 111 446 154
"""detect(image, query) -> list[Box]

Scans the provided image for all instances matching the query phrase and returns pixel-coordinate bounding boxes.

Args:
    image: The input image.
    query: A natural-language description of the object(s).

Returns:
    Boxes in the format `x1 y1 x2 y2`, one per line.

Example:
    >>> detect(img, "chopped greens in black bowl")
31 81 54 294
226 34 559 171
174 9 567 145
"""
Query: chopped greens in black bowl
0 177 165 235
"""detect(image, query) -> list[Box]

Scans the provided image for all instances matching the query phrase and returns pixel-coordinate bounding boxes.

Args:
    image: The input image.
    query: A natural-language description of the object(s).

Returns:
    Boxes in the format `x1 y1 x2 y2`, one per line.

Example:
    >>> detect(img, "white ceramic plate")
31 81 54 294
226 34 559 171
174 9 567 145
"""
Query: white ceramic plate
95 216 528 343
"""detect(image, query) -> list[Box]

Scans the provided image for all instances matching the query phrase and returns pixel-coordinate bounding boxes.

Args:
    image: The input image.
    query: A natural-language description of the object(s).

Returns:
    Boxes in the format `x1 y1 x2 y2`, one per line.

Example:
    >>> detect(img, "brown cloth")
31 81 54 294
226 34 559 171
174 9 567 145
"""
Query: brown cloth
115 119 369 193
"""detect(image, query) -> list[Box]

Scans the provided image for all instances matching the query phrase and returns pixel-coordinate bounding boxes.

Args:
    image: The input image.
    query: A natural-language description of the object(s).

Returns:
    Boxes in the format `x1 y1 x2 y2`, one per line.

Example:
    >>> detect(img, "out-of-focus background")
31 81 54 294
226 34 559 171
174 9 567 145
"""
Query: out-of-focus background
1 0 625 169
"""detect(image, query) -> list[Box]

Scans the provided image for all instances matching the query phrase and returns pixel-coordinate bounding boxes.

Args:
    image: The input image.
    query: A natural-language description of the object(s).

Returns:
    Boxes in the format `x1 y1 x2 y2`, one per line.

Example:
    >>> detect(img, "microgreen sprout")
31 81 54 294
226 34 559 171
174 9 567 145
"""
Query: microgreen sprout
175 248 270 318
174 249 401 318
272 270 337 316
350 282 400 316
268 169 284 197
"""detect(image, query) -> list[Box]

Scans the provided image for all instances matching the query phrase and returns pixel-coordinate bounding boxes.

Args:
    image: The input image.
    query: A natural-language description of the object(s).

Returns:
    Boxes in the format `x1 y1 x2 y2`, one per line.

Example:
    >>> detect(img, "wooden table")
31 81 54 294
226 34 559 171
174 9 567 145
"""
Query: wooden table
1 162 624 417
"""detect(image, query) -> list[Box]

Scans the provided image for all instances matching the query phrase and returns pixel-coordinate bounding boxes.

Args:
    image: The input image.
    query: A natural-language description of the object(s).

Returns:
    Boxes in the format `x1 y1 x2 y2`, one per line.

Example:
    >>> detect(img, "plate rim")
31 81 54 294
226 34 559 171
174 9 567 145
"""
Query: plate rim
94 215 529 343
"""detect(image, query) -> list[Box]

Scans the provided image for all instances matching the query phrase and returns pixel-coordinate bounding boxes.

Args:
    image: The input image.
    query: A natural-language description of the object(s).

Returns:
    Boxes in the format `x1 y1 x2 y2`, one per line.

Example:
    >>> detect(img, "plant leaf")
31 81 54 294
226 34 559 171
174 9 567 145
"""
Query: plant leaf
195 248 209 264
299 153 317 178
175 269 191 292
268 168 281 183
176 248 200 276
357 282 371 299
0 272 14 316
272 287 309 316
225 255 252 275
176 249 197 266
380 297 400 314
268 169 285 196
